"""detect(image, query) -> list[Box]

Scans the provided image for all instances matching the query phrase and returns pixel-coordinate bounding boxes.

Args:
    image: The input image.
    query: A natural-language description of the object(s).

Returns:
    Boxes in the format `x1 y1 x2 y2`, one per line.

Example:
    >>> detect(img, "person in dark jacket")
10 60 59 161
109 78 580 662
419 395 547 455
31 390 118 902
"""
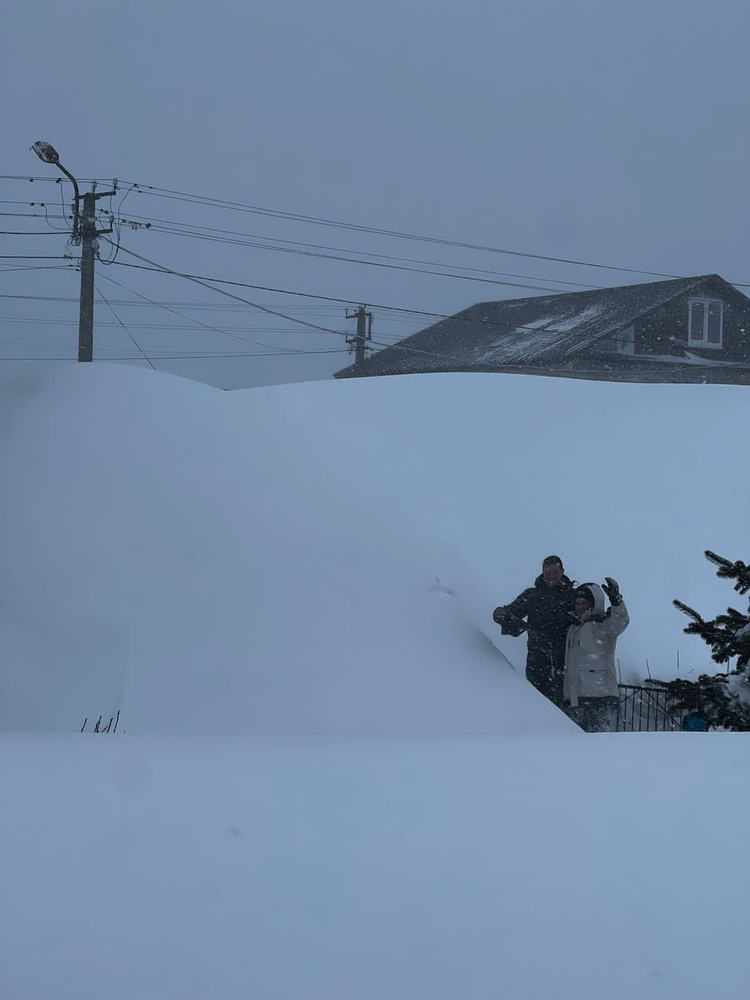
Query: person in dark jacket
492 556 575 707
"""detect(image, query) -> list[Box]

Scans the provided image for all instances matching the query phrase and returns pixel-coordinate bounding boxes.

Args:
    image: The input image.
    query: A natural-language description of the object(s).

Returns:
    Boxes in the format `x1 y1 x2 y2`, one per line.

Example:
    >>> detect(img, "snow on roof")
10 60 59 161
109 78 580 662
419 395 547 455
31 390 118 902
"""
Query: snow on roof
483 305 608 363
336 273 746 376
541 303 606 333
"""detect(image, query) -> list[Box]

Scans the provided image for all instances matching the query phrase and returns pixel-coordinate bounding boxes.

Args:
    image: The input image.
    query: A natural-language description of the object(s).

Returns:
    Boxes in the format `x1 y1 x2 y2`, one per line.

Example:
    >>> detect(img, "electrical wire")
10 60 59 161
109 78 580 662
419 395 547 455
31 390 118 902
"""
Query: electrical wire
5 174 750 289
95 269 330 354
0 337 144 354
110 178 750 289
0 294 426 326
0 348 350 362
107 261 444 317
0 231 66 236
103 242 351 338
98 182 135 265
0 175 102 183
0 316 411 335
115 211 601 293
0 212 69 220
95 282 156 370
42 201 72 234
0 264 76 274
59 180 74 233
7 187 739 371
0 199 73 232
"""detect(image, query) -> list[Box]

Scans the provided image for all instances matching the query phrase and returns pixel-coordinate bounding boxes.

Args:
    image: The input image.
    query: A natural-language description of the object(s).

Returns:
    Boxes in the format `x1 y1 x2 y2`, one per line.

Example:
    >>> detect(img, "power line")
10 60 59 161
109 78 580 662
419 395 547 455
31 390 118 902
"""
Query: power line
106 257 672 348
0 175 103 183
114 211 601 293
0 264 76 274
0 293 425 322
0 348 350 362
108 261 444 317
0 231 67 236
6 173 750 289
112 178 750 288
131 221 576 293
95 282 155 370
58 182 74 233
0 337 152 354
105 258 676 346
99 183 136 266
103 242 350 338
0 197 74 232
95 269 324 353
0 316 412 335
0 212 69 221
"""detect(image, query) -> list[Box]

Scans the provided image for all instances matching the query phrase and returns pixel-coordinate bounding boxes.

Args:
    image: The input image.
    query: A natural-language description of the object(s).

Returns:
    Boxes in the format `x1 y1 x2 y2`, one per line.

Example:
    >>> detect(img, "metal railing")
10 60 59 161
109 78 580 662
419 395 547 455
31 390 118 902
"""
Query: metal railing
81 711 120 734
617 684 683 732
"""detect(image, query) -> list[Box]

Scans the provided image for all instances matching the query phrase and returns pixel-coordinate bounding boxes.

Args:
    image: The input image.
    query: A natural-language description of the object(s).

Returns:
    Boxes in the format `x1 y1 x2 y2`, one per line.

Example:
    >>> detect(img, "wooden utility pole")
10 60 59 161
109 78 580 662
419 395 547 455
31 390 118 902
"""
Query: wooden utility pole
345 304 373 368
77 186 115 362
30 143 117 362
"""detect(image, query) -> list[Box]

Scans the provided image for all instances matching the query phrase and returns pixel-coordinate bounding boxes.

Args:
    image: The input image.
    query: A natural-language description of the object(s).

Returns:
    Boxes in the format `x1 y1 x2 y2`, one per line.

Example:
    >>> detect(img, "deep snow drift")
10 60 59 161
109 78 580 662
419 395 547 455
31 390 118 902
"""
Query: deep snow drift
1 364 748 733
1 364 748 1000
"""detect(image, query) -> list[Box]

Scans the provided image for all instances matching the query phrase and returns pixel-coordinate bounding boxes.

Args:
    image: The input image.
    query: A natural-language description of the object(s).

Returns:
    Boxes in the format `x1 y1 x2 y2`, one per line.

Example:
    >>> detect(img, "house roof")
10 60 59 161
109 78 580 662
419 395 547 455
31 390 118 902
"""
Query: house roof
334 274 747 378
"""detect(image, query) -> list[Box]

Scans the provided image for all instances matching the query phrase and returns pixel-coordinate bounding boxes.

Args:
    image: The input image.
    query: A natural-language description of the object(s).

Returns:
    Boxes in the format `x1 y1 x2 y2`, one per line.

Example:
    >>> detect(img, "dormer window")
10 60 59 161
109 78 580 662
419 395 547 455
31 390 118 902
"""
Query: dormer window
688 298 723 348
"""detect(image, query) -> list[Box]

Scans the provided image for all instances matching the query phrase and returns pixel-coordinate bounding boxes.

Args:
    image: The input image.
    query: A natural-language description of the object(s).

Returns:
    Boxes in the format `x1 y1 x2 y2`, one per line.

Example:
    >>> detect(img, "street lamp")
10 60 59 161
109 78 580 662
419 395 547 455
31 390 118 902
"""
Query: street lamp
30 142 115 362
30 141 80 238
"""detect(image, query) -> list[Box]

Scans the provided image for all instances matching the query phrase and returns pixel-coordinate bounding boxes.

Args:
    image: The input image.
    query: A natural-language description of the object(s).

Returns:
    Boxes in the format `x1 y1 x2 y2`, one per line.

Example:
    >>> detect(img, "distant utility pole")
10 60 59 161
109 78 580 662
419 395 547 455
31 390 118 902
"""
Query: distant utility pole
345 304 373 368
31 141 116 362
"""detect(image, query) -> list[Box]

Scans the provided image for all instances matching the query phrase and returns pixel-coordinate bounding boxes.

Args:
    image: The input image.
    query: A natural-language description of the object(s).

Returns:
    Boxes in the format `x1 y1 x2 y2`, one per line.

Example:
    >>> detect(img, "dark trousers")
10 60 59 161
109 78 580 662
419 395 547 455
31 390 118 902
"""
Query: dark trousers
567 697 619 733
526 641 566 708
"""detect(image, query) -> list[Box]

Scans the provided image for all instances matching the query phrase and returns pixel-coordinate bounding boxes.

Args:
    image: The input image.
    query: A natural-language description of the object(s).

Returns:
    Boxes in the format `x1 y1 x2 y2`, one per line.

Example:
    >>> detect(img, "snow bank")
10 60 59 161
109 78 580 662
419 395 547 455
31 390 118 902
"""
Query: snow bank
1 364 747 734
0 364 571 735
1 365 747 998
0 733 747 999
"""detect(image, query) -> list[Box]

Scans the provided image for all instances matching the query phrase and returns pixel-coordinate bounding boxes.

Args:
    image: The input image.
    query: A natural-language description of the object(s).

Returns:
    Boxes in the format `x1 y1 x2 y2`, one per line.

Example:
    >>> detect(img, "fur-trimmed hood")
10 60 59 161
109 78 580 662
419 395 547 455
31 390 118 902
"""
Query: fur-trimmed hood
575 582 606 620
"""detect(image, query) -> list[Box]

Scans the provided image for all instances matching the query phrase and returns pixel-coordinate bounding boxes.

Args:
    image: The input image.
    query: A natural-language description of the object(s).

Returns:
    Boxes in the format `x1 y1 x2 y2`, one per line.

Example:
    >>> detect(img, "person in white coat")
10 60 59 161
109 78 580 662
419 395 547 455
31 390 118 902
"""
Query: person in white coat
563 577 629 733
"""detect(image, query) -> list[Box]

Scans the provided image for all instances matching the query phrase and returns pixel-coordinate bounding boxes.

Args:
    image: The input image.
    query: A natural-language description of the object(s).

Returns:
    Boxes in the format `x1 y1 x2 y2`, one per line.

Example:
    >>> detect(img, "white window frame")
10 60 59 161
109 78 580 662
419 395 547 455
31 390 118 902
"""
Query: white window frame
688 298 723 349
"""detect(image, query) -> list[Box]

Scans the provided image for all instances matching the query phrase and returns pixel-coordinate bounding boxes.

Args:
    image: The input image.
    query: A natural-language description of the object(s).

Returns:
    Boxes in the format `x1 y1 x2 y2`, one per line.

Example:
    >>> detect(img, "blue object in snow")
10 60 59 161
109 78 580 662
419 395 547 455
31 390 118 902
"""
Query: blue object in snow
682 712 709 732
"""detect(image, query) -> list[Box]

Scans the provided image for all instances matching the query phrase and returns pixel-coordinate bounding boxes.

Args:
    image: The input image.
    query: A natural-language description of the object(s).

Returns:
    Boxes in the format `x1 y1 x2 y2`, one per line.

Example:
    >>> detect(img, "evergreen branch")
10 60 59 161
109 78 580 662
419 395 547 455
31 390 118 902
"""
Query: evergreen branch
704 550 733 572
673 599 703 624
705 550 750 595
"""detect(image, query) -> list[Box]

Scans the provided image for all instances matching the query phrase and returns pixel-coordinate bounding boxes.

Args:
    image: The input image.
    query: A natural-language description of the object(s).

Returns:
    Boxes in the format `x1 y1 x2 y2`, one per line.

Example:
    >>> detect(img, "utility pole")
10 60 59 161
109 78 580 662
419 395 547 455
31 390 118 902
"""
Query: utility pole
31 142 115 362
345 304 373 368
76 186 115 362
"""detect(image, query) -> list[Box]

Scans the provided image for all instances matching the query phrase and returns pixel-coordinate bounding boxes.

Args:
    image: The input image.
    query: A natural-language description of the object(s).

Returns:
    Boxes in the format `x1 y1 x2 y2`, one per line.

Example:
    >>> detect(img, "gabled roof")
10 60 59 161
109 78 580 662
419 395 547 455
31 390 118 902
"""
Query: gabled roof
334 274 749 378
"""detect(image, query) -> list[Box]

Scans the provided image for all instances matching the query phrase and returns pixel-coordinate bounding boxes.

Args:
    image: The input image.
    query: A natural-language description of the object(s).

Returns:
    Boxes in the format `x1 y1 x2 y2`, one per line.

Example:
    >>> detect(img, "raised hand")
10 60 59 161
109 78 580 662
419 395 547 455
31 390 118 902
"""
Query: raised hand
602 577 622 606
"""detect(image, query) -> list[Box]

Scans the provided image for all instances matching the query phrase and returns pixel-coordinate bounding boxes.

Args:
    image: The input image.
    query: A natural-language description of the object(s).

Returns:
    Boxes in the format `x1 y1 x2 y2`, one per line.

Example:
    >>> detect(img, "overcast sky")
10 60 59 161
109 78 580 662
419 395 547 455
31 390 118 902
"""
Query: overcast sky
2 0 749 388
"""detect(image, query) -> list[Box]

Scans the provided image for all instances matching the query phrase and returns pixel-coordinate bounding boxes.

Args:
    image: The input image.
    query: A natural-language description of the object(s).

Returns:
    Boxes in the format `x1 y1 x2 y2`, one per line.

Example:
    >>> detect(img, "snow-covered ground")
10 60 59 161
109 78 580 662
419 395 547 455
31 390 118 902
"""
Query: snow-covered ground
1 733 748 999
0 364 748 998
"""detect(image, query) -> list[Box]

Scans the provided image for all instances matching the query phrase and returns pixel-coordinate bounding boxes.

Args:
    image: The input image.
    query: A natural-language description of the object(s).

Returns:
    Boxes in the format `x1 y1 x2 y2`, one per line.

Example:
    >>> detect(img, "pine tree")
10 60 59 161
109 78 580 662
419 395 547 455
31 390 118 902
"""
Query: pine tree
658 551 750 731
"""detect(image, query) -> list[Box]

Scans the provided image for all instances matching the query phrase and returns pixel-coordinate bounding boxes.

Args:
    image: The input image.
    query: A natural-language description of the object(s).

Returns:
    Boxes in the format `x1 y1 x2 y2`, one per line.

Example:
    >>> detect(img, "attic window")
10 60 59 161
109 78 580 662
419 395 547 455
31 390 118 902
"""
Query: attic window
688 298 723 348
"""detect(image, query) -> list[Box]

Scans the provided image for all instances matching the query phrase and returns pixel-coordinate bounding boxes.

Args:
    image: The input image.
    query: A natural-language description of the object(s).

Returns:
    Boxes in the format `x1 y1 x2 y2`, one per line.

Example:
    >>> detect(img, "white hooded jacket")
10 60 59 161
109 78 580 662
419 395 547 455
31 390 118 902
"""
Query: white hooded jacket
563 583 629 708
